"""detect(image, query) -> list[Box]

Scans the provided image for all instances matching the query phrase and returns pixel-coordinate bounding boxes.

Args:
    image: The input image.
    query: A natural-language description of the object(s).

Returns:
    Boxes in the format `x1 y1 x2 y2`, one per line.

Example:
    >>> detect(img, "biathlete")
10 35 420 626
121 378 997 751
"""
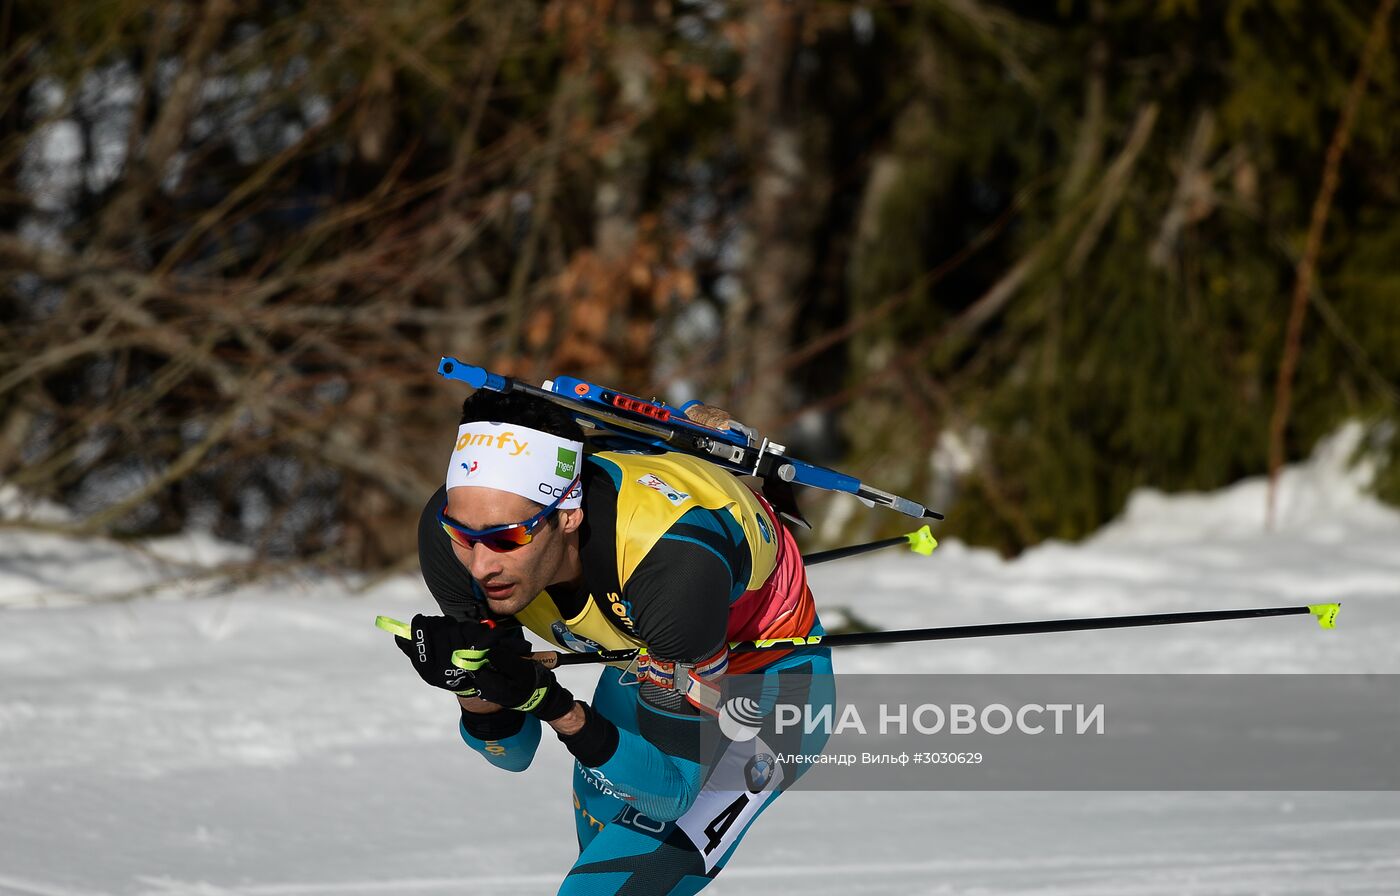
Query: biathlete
393 389 833 895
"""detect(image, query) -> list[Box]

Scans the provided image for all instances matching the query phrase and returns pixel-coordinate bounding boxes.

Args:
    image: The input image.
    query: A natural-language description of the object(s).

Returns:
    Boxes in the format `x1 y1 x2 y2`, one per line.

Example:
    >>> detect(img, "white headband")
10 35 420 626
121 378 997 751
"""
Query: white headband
446 422 584 510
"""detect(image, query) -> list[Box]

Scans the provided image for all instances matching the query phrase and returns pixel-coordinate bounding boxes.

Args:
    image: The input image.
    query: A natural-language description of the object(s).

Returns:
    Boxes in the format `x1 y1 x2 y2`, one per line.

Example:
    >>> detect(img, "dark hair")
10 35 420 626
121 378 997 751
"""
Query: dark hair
458 390 586 444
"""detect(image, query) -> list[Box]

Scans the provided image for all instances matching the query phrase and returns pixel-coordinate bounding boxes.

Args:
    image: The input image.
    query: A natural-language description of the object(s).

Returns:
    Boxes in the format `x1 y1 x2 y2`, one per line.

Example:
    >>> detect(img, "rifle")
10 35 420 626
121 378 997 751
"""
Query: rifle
436 357 944 527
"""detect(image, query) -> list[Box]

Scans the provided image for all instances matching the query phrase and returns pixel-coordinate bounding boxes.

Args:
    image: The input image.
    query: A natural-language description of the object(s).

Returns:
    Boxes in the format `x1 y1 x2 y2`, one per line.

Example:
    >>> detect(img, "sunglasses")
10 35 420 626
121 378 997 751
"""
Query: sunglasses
437 476 581 553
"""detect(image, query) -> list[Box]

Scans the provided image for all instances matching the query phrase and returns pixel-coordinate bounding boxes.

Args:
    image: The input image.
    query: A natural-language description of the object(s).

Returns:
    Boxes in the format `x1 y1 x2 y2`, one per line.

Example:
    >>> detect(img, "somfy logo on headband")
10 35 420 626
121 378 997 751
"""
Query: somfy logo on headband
456 430 530 457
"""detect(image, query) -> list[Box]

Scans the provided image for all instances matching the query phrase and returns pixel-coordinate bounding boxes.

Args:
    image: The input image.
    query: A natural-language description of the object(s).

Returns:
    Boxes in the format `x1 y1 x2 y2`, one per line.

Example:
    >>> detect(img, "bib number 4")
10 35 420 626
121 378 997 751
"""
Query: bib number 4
674 737 784 872
701 794 750 855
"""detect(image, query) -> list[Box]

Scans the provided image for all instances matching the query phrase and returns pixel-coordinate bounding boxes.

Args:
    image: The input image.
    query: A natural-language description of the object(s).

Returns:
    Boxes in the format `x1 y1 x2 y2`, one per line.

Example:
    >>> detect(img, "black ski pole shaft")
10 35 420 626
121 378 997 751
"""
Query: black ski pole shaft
803 535 912 566
737 604 1332 651
801 525 938 566
536 603 1339 667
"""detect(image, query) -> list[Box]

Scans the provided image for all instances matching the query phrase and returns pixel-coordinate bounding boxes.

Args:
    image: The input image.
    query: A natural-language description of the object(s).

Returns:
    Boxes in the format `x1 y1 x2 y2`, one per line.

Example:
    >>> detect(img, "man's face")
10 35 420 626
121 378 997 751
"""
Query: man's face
444 486 581 617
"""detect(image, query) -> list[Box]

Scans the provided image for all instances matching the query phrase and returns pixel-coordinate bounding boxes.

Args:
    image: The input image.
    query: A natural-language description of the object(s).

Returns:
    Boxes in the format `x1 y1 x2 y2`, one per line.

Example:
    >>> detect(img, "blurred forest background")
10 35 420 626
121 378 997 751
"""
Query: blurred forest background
2 0 1398 574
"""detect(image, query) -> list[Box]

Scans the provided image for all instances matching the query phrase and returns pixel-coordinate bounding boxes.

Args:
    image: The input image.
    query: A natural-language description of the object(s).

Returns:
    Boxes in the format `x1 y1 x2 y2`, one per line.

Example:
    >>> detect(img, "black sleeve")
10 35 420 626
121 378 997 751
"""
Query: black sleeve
417 485 486 622
625 532 733 663
621 508 740 730
556 507 743 777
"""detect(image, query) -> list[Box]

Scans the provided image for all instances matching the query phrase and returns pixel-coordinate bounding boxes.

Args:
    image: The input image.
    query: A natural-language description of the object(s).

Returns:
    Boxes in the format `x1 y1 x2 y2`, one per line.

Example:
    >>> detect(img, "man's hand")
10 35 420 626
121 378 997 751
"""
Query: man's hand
455 636 576 723
394 613 493 695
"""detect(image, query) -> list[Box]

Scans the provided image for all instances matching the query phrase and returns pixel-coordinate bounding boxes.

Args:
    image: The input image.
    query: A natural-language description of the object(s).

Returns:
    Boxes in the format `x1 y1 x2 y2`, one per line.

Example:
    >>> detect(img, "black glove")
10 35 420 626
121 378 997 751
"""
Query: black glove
455 632 576 722
395 613 494 695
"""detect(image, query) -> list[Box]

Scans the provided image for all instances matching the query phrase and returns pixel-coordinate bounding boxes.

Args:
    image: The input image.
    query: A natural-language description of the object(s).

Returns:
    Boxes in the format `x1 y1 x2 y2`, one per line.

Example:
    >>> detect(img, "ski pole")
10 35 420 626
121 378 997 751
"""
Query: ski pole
538 602 1341 666
375 603 1340 669
801 525 937 566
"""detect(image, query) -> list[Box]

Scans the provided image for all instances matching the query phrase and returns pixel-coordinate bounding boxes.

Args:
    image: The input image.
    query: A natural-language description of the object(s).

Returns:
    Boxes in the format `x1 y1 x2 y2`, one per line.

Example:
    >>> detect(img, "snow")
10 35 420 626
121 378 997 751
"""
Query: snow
2 425 1398 894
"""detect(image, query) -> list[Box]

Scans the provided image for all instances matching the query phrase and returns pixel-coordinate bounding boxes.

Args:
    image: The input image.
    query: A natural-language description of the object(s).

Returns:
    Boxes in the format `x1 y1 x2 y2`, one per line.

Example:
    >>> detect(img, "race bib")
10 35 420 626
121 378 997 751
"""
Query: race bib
674 736 785 872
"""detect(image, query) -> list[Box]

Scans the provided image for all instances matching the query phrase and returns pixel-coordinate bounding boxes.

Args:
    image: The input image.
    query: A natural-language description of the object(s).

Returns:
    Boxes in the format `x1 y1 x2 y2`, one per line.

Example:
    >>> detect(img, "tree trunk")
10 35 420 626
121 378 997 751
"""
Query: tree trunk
732 0 827 430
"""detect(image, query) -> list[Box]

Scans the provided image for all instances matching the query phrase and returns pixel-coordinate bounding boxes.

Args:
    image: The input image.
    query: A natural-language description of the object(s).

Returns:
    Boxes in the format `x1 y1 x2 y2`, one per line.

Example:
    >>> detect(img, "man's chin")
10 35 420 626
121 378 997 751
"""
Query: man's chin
486 591 533 616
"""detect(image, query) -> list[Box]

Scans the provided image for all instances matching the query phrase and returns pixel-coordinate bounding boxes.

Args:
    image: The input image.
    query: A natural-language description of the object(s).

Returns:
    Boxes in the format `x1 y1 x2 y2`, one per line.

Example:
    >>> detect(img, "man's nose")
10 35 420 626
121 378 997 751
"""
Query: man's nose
466 545 504 580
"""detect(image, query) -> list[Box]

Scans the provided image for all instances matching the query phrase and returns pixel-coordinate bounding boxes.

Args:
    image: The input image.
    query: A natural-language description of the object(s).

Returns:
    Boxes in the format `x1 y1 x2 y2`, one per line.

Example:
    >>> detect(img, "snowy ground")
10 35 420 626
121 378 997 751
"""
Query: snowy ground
2 425 1398 895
